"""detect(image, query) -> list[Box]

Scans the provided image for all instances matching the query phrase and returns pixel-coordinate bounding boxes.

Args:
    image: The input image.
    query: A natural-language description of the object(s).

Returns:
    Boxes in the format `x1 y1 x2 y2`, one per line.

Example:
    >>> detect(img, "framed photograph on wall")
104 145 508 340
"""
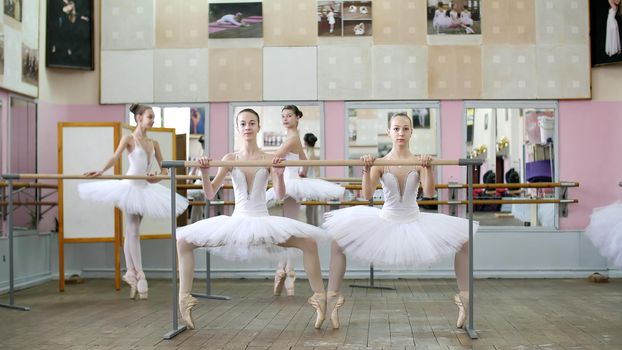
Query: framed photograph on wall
46 0 94 70
590 0 622 66
318 1 372 37
208 2 263 39
4 0 22 22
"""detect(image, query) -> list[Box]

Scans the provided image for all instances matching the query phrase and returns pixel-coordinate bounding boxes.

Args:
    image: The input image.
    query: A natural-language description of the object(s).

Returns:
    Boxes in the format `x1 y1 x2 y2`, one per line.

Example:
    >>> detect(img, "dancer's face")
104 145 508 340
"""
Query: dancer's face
281 109 299 129
237 111 260 140
138 109 155 129
388 116 412 147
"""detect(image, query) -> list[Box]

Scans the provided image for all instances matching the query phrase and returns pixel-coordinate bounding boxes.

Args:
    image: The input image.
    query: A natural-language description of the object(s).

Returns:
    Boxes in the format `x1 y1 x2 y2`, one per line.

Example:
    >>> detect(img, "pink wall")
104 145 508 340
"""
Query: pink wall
440 101 465 186
36 102 125 231
558 101 622 229
323 101 346 177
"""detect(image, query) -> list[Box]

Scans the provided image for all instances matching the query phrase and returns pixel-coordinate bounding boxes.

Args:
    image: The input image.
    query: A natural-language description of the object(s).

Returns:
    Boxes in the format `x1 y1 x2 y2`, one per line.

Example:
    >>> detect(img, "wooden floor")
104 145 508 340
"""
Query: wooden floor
1 278 621 349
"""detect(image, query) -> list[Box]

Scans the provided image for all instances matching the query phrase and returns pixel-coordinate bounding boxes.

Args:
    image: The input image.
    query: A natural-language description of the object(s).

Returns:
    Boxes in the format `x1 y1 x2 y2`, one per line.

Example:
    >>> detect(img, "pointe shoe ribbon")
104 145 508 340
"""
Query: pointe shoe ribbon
274 270 286 296
454 293 469 328
307 292 326 329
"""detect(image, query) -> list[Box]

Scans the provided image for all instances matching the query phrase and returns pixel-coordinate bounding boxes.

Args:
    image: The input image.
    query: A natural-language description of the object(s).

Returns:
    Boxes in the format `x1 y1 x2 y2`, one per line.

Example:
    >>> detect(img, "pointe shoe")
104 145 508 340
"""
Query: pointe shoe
454 293 469 328
326 291 346 329
307 292 327 329
179 293 199 329
273 270 286 296
122 271 137 300
136 271 148 300
284 271 296 296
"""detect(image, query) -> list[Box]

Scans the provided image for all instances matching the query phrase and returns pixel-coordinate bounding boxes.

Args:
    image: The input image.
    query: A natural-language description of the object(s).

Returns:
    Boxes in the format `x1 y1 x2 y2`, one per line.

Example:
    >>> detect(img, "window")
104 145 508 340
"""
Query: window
465 101 558 228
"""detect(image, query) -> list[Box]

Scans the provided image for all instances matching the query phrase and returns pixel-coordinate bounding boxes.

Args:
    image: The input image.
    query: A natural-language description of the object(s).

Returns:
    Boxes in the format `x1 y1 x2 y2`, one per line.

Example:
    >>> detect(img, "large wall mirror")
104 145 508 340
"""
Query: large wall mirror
465 101 558 228
230 103 323 173
7 96 38 231
345 102 440 178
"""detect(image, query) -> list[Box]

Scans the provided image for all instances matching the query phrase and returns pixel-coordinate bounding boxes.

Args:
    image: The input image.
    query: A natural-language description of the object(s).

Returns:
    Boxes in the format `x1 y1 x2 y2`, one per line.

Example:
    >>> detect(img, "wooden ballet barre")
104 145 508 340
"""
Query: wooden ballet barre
1 174 200 181
438 182 579 189
184 198 578 207
0 201 57 206
0 182 59 189
175 158 479 168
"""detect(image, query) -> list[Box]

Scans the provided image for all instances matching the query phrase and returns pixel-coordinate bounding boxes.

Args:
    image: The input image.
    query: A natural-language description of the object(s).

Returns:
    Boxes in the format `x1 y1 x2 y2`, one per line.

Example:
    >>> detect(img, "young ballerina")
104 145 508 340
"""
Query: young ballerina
322 113 478 329
176 108 327 329
79 103 189 300
585 200 622 269
606 0 621 57
268 106 345 297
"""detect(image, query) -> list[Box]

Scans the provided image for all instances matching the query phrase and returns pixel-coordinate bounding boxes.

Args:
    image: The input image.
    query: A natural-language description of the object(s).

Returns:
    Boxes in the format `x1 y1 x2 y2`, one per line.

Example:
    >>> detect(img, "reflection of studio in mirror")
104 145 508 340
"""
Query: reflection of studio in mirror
128 105 208 162
231 104 323 171
465 104 557 227
346 104 439 178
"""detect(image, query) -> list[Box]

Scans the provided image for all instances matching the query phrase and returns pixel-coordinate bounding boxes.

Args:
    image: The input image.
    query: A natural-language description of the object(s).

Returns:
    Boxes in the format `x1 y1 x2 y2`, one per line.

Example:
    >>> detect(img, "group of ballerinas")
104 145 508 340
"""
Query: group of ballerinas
432 1 475 34
79 103 477 331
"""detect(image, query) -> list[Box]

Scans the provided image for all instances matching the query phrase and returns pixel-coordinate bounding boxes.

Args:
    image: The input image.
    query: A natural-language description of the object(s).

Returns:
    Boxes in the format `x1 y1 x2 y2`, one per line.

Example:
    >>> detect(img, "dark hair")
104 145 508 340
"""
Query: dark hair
236 108 261 125
129 104 152 122
282 105 303 118
388 112 412 128
304 133 318 147
198 135 205 146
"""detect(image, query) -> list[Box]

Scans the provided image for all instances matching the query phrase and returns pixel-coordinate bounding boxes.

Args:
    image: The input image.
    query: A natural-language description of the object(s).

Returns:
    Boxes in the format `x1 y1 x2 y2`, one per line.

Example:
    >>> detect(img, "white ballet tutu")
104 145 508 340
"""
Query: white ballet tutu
177 212 325 261
323 206 476 266
266 178 345 203
585 201 622 268
606 8 621 57
78 180 189 218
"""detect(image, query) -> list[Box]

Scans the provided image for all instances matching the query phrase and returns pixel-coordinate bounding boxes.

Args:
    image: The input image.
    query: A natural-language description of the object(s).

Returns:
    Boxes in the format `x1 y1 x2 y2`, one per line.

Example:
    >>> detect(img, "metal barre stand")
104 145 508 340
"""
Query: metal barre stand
191 200 230 301
0 174 31 311
349 199 395 291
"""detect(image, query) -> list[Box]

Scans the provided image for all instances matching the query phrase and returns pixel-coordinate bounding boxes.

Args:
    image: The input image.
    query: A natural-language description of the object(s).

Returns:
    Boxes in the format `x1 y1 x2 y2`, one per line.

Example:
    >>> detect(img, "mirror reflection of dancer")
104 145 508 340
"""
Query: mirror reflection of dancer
268 106 345 298
176 109 328 330
322 113 478 329
606 0 621 56
326 7 336 33
79 104 189 300
216 12 249 27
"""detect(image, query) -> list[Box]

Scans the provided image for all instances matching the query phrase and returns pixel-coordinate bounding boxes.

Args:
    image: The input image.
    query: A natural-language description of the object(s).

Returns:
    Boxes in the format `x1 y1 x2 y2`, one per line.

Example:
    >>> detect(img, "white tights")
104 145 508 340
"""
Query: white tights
123 213 143 275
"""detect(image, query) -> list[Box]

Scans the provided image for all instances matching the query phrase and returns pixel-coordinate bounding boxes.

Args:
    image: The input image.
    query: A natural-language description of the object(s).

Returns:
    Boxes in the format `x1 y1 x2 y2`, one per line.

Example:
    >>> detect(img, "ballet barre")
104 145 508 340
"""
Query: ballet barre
161 158 483 340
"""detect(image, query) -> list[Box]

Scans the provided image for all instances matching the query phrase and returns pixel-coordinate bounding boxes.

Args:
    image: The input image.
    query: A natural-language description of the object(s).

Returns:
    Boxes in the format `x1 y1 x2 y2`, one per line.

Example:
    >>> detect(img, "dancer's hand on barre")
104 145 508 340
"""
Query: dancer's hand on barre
360 154 376 173
271 156 286 177
146 172 160 184
418 154 433 168
298 168 307 178
197 157 211 170
84 170 103 177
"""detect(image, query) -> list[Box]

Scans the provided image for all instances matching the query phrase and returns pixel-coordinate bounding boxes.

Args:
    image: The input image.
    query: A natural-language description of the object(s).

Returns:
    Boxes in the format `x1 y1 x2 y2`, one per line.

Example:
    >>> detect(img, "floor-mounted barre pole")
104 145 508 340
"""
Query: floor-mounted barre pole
0 174 31 311
162 169 186 340
465 164 478 339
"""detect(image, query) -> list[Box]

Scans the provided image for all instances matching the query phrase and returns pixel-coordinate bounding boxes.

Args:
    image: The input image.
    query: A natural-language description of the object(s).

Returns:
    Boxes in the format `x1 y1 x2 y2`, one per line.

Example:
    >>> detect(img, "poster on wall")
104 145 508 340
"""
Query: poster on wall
590 0 622 66
318 1 372 37
208 2 263 39
427 0 481 37
4 0 22 23
190 107 206 135
21 44 37 85
46 0 94 70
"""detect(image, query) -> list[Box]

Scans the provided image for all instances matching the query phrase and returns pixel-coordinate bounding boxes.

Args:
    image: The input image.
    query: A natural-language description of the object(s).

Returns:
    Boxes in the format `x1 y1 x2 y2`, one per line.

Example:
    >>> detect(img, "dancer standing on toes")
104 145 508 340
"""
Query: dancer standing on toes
176 109 327 330
322 113 478 329
268 106 345 298
79 103 189 300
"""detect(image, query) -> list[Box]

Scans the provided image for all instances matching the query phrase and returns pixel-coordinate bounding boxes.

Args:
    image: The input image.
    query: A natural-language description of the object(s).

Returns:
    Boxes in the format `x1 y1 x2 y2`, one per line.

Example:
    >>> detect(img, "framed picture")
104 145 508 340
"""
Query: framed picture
412 108 430 129
208 2 263 39
46 0 94 70
4 0 22 22
318 1 372 37
590 0 622 66
427 0 481 36
190 107 206 135
22 44 38 86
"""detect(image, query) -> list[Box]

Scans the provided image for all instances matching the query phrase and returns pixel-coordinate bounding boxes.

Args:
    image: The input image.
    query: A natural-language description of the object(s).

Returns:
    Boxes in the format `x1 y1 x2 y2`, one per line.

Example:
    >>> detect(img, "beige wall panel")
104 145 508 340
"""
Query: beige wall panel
154 49 209 102
428 46 481 99
373 0 426 45
102 0 155 50
536 0 588 45
155 0 209 48
317 46 372 100
536 45 590 99
372 45 428 99
481 45 537 99
263 0 317 46
208 48 262 101
482 0 535 44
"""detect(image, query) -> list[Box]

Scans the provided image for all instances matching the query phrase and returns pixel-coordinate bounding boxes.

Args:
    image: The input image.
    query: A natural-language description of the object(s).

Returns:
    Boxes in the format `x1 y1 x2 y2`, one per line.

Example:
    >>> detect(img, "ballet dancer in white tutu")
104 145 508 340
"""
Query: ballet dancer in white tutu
322 113 478 329
176 109 327 329
79 104 189 300
268 105 345 297
585 201 622 269
606 0 621 57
